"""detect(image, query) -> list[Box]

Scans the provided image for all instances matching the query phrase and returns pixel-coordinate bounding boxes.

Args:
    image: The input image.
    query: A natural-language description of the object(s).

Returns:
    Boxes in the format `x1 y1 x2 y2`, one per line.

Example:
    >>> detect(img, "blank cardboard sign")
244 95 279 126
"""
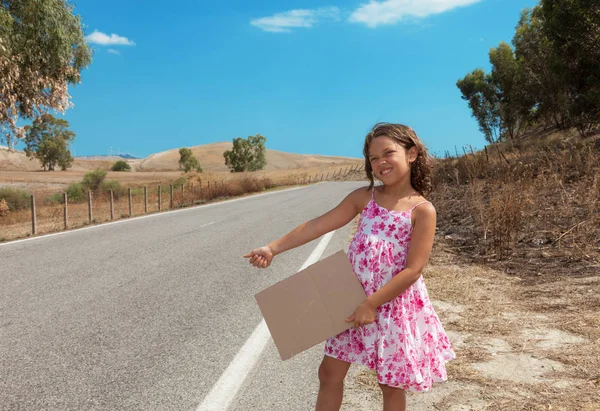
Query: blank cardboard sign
255 250 366 360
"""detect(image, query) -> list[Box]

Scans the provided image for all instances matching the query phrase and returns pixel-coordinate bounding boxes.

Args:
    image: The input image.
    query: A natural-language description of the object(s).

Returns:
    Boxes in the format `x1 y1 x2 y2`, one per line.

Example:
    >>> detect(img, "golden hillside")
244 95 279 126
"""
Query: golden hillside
136 142 360 172
0 142 360 172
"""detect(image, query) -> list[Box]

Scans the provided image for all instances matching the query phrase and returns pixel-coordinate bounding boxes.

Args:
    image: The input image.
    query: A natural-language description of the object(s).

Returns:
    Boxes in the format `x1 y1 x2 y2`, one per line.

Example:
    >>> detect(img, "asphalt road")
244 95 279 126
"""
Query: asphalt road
1 181 366 411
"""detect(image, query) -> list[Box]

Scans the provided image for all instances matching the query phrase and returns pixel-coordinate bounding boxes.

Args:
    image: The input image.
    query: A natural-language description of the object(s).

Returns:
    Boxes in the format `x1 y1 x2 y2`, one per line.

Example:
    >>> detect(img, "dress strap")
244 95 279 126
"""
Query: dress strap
409 201 430 212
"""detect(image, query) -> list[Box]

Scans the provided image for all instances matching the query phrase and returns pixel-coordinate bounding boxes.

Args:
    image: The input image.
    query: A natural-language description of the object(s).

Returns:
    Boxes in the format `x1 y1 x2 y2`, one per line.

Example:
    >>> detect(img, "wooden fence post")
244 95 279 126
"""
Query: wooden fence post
144 186 148 213
128 188 133 216
170 184 174 209
63 192 68 229
199 181 203 198
208 181 211 197
110 190 114 220
31 194 36 235
88 191 93 223
158 185 162 211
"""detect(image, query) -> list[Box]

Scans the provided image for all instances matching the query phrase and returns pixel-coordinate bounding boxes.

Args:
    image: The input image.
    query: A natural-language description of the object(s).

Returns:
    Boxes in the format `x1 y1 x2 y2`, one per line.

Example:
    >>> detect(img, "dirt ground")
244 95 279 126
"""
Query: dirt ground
339 240 599 411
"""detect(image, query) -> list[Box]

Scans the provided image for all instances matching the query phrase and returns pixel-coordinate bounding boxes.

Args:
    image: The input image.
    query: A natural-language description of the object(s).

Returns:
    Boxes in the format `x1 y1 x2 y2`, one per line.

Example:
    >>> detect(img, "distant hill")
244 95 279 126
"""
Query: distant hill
75 154 140 160
0 142 360 172
136 142 360 172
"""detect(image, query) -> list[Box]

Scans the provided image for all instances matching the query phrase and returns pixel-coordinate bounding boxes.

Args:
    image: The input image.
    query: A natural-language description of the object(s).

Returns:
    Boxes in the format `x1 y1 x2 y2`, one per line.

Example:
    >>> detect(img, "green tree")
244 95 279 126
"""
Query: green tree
0 0 92 148
111 160 131 171
513 6 570 129
223 134 267 172
24 114 74 170
541 0 600 135
457 69 502 144
489 42 530 140
178 148 202 173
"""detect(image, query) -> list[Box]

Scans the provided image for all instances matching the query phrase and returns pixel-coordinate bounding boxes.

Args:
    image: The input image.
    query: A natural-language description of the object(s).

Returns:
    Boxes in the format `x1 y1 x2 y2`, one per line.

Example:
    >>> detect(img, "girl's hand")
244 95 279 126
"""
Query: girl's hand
345 300 376 328
243 246 274 268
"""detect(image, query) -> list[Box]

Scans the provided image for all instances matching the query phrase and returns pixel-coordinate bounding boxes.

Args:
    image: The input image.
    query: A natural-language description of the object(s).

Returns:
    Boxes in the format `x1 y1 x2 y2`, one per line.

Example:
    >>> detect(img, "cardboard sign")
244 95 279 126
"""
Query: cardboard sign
255 250 367 360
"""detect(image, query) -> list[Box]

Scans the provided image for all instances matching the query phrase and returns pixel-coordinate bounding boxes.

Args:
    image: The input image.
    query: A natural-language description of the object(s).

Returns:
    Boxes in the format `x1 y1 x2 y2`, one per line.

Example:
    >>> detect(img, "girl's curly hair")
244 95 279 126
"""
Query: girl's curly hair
363 122 433 197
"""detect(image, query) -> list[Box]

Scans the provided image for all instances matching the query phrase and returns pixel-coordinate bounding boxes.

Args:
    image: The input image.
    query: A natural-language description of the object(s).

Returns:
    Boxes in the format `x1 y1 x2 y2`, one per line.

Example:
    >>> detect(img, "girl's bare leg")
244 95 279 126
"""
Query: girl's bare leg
315 356 351 411
379 384 406 411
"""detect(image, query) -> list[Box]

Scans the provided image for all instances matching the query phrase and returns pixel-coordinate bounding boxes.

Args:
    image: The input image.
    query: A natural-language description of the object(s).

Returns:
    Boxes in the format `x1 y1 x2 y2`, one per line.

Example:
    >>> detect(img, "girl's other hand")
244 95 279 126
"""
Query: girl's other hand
345 300 376 328
243 246 274 268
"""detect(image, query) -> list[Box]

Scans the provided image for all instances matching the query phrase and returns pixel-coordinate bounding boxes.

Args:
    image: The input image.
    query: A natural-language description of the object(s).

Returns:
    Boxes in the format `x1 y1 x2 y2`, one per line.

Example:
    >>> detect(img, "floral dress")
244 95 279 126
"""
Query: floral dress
324 191 455 392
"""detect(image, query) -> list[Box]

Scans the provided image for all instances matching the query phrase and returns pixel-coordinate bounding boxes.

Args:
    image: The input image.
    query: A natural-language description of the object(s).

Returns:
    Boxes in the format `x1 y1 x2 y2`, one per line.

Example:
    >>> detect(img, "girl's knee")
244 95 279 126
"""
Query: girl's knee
318 357 349 386
378 383 406 397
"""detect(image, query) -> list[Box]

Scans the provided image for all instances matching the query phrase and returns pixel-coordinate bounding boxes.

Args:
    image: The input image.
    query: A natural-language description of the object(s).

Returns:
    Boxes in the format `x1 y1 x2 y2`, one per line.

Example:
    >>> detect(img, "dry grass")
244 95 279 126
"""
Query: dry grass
432 136 600 274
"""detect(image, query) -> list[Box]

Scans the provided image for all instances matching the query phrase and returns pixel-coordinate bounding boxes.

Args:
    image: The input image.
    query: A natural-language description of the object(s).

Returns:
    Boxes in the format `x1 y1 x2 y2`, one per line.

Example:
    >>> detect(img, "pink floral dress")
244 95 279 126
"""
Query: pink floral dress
324 190 455 392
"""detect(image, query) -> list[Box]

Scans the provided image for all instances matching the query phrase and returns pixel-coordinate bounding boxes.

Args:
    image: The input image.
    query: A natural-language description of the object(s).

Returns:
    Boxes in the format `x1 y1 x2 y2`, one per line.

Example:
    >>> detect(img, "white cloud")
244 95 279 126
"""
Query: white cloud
350 0 481 27
251 7 340 32
85 30 135 46
107 49 120 55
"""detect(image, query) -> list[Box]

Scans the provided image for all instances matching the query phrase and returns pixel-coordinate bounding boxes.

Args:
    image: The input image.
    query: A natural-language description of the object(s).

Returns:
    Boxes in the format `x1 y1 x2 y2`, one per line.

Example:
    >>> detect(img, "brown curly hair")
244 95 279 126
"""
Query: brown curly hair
363 122 433 196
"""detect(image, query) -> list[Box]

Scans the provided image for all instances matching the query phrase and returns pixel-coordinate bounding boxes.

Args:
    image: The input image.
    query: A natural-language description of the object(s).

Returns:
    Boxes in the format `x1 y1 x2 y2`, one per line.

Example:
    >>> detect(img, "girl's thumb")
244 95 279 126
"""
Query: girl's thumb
345 315 354 323
243 252 253 258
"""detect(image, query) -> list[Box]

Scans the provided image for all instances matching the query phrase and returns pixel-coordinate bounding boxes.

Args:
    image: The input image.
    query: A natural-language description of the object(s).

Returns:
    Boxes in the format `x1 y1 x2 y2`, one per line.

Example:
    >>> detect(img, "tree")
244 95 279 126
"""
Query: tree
457 69 502 144
111 160 131 171
489 42 530 140
541 0 600 135
513 6 570 129
223 134 267 172
178 148 202 173
24 114 74 170
0 0 92 148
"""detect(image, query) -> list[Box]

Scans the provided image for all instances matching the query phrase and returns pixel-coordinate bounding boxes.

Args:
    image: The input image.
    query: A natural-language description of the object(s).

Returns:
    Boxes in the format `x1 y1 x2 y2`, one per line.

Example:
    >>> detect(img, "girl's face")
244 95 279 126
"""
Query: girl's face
367 136 417 184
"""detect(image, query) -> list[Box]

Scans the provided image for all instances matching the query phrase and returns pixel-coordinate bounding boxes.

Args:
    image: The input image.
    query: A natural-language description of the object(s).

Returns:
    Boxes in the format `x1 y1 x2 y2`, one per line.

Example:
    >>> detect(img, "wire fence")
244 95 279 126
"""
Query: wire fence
1 164 366 242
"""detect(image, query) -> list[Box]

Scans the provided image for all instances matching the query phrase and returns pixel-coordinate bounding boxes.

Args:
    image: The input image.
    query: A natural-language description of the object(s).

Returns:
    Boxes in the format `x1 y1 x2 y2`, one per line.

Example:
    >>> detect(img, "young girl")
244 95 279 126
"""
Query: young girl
244 123 455 411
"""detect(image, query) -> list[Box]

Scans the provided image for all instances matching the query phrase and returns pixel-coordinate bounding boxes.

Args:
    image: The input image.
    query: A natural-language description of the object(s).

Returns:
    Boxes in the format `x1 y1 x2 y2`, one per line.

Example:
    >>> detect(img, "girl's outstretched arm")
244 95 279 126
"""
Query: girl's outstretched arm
244 188 367 268
346 202 437 327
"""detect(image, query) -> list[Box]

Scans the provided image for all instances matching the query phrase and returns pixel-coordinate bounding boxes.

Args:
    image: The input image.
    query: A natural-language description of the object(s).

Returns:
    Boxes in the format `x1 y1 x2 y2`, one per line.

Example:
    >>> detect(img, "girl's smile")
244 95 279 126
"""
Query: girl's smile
368 136 416 182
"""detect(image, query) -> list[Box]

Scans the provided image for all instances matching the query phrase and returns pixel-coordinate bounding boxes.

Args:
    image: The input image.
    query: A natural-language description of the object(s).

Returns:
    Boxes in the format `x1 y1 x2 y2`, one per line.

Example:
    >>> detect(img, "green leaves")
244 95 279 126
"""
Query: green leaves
457 69 501 144
1 0 91 146
223 134 267 172
178 148 203 173
23 114 74 171
458 1 600 141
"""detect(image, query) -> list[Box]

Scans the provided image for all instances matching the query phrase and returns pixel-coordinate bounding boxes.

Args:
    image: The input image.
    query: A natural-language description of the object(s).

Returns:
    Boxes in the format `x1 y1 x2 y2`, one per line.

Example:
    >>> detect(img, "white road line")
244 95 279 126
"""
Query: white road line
196 230 336 411
0 185 309 247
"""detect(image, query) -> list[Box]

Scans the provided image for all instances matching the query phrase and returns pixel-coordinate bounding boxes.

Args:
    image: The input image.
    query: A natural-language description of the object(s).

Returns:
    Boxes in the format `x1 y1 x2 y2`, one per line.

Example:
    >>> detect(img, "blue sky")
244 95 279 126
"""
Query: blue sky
38 0 538 158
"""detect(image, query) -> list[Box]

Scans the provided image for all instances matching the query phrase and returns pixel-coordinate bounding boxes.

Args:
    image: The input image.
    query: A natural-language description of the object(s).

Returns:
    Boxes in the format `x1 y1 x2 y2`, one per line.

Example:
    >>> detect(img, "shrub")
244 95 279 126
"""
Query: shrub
66 182 85 202
100 180 124 199
0 198 9 216
46 192 64 204
173 177 187 188
82 169 107 191
0 187 30 210
111 160 131 171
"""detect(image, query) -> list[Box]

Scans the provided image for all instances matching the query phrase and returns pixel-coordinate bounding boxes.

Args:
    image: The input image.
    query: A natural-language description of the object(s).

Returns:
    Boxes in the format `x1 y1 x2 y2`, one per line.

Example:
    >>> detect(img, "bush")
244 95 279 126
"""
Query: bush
100 180 124 198
173 177 187 188
0 198 9 216
82 169 107 191
0 187 30 210
66 182 85 202
46 192 64 204
111 160 131 171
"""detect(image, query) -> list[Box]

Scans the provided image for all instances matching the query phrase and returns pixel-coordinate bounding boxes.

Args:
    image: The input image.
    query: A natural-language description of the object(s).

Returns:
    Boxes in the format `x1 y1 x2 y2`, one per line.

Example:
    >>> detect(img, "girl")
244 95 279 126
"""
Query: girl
244 123 455 411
